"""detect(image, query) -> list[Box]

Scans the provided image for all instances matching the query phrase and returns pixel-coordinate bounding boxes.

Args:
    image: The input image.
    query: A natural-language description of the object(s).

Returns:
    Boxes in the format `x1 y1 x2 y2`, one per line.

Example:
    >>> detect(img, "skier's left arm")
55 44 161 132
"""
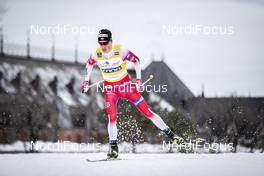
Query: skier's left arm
121 48 143 90
121 48 141 79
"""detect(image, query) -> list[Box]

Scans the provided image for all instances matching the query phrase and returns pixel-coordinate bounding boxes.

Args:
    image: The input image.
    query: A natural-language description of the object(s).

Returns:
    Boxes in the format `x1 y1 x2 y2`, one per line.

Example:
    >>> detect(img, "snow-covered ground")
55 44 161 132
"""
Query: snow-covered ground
0 153 263 176
1 141 263 154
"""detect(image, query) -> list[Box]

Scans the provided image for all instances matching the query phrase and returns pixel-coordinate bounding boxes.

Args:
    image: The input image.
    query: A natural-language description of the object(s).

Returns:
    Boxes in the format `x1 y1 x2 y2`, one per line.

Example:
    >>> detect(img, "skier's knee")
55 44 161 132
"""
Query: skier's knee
136 100 155 118
106 103 115 114
143 108 155 118
108 114 117 124
138 105 155 118
106 106 117 124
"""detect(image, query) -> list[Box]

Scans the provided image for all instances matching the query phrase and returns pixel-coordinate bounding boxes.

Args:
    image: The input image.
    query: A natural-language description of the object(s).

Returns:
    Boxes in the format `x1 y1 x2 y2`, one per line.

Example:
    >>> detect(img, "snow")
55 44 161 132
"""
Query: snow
0 153 263 176
1 141 263 154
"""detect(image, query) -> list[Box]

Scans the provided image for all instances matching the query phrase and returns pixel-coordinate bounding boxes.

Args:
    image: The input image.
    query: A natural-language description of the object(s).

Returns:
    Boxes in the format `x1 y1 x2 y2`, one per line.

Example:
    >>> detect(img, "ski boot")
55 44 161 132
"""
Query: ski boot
163 128 184 145
107 141 119 160
172 135 184 145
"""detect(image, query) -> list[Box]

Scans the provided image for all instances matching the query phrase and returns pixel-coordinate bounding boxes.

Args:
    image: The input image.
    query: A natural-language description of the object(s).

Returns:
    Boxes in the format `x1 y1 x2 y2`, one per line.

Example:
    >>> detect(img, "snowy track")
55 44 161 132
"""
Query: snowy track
0 153 263 176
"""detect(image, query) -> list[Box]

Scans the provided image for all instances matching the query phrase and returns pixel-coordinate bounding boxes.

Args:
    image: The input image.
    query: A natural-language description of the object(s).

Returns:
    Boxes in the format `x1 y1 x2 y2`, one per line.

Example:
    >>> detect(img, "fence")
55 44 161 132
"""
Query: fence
0 32 89 63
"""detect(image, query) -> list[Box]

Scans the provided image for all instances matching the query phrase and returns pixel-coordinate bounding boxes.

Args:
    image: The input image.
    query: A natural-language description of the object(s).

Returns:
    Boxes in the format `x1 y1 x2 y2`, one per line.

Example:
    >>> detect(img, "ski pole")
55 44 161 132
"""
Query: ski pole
142 74 154 85
83 80 104 93
83 74 154 93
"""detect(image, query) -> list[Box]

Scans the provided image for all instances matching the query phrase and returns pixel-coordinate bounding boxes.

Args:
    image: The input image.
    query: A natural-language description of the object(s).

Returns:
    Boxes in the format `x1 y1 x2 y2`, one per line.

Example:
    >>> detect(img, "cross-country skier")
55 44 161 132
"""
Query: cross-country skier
82 29 184 159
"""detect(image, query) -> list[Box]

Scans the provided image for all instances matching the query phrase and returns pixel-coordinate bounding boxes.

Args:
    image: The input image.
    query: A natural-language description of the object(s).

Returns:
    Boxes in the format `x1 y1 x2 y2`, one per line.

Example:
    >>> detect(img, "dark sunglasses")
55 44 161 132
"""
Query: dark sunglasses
99 41 109 46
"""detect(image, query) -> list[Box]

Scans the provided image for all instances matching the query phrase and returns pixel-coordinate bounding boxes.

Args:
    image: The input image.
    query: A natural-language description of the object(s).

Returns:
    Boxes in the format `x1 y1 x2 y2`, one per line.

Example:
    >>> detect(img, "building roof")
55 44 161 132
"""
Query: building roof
142 60 194 105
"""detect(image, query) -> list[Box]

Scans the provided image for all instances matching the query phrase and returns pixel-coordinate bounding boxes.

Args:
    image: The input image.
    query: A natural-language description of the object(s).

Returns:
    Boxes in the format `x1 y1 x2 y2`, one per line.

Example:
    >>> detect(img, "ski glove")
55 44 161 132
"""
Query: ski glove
82 80 89 93
136 78 143 92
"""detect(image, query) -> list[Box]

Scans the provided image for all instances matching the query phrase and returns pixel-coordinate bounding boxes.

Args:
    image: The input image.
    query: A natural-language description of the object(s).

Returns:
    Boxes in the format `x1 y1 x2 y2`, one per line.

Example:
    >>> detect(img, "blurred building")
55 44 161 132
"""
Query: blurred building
0 53 263 151
142 60 194 106
0 55 106 144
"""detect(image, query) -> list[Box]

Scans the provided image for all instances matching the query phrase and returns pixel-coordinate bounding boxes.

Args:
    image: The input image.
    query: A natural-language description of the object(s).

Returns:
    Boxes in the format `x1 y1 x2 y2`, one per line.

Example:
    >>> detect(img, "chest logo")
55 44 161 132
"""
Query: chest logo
114 51 119 55
97 52 102 58
102 66 122 73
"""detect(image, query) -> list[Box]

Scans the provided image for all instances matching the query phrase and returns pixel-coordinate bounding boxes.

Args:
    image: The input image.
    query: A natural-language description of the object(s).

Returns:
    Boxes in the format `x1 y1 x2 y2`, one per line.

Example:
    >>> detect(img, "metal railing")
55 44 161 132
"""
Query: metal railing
0 35 89 64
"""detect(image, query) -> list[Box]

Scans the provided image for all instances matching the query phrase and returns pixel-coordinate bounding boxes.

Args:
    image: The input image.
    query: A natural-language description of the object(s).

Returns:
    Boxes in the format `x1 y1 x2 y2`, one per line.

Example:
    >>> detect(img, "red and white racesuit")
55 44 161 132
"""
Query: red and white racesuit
84 44 168 143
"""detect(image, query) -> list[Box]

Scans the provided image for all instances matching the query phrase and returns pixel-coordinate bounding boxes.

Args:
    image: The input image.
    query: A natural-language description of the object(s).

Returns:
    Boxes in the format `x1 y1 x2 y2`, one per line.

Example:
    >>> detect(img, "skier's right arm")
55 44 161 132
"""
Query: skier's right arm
82 55 97 93
85 56 97 81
